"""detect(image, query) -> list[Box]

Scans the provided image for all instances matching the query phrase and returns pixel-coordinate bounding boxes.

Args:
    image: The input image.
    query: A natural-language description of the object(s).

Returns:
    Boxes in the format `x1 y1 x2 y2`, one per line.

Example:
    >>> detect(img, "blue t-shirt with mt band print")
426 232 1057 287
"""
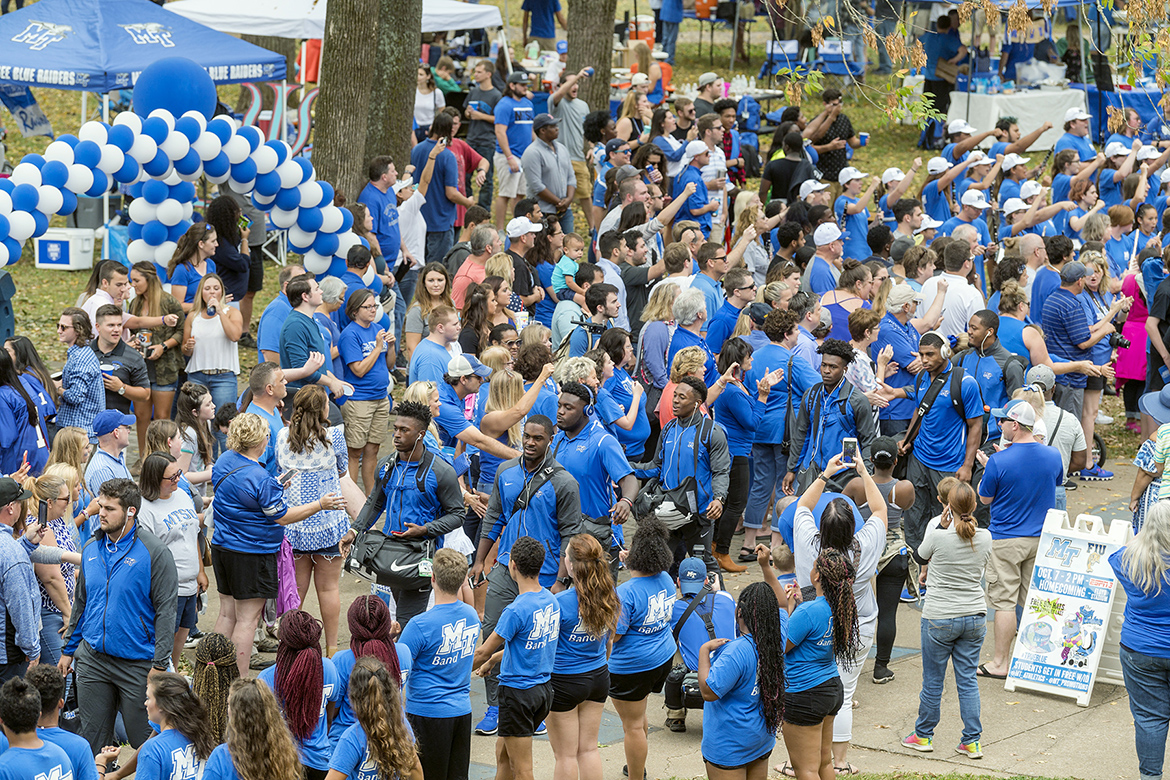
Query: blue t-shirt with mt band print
610 571 677 674
258 658 342 770
133 728 204 780
495 588 560 689
555 587 610 674
399 600 481 718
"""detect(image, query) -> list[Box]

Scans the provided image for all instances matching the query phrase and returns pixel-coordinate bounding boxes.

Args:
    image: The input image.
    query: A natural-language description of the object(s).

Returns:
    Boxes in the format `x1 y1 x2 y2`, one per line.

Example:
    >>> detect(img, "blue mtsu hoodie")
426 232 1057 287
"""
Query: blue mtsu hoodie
62 523 177 666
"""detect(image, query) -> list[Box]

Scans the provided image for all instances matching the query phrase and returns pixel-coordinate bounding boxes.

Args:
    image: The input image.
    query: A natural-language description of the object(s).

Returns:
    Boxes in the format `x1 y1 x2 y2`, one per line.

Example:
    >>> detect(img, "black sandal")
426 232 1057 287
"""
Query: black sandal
737 547 757 562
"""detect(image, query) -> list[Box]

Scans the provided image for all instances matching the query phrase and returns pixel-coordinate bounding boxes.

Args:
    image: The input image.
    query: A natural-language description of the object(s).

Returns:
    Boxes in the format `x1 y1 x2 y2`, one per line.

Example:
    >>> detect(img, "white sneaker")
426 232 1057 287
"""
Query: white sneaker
1096 412 1114 425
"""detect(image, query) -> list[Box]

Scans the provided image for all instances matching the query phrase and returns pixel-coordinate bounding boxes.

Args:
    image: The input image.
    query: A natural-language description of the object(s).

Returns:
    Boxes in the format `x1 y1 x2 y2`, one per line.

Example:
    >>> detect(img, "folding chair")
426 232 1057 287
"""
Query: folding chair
813 39 864 91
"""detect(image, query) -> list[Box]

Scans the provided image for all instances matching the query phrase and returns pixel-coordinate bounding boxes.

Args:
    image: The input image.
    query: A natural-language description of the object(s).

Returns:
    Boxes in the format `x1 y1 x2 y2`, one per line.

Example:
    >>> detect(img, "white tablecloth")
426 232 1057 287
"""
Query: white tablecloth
948 89 1089 151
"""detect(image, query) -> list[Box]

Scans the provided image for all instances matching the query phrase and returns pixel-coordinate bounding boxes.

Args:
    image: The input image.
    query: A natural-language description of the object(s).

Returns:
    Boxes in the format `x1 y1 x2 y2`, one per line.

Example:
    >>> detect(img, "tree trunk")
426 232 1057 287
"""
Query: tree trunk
566 0 619 111
236 35 300 112
313 0 380 203
366 0 424 176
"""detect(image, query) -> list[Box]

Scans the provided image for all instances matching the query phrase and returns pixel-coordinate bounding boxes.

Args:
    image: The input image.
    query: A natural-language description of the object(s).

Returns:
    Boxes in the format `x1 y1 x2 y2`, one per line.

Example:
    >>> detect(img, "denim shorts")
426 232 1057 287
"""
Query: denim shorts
292 543 342 559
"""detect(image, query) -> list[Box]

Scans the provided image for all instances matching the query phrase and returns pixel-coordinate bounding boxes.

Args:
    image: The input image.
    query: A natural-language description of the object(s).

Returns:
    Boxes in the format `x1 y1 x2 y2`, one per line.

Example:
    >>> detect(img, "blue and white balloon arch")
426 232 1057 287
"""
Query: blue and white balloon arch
0 56 359 278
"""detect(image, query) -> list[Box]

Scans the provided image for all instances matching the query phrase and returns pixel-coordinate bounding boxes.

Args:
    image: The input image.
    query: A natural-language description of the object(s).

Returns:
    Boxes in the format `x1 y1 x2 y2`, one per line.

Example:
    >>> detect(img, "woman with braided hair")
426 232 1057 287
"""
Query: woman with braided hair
902 480 991 759
135 672 217 780
204 678 302 780
329 595 412 749
256 609 343 780
327 656 424 780
698 581 786 780
193 633 240 745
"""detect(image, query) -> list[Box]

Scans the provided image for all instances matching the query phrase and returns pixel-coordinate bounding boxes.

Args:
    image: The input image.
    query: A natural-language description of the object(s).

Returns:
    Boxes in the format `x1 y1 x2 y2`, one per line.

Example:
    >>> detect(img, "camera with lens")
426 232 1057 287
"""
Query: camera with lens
570 318 608 334
1109 333 1131 350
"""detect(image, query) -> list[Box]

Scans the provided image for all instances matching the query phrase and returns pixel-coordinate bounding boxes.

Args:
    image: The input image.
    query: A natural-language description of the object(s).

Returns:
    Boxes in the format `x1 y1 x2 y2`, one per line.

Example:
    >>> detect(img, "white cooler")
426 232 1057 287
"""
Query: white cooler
35 227 96 270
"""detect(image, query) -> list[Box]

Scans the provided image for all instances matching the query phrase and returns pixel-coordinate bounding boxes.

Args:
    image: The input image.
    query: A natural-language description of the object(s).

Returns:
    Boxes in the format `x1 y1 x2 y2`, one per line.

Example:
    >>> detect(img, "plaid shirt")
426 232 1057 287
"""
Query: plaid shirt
56 343 105 438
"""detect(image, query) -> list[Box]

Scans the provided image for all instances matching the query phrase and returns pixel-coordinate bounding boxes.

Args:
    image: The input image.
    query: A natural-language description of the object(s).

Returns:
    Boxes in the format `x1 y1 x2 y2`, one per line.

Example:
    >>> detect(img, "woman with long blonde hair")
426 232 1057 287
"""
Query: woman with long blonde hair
326 656 422 780
548 534 620 780
630 40 664 105
20 471 77 665
46 427 93 536
204 678 303 780
276 385 351 656
615 90 652 148
167 223 219 310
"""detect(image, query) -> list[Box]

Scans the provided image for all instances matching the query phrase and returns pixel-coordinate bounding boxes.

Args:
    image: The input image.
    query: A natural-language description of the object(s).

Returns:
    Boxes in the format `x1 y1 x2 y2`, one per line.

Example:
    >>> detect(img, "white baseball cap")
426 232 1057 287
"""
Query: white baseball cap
967 150 989 166
1002 197 1029 216
1020 180 1043 200
926 157 952 175
1064 107 1091 122
1161 169 1170 184
1138 145 1160 161
961 189 990 209
881 167 905 186
838 166 867 186
1002 153 1030 170
506 216 543 238
992 398 1037 428
681 140 709 165
948 119 977 135
813 222 842 246
630 72 650 86
915 215 943 234
799 180 829 199
1105 141 1130 158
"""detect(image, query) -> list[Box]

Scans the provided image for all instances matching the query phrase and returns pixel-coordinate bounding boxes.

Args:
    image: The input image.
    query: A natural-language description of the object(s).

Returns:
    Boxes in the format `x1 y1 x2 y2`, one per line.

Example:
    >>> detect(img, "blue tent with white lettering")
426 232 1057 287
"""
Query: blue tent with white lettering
0 0 285 92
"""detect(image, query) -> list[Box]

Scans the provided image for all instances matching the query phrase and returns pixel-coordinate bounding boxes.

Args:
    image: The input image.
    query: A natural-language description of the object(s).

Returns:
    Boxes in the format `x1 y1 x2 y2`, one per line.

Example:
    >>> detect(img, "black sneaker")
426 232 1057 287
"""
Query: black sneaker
665 716 686 732
622 767 647 780
238 333 257 349
873 664 895 684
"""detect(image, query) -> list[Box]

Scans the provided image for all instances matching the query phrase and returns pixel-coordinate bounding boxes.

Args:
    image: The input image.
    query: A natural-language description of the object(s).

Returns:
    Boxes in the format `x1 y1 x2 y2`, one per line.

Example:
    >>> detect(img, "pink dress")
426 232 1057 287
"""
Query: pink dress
1117 273 1148 383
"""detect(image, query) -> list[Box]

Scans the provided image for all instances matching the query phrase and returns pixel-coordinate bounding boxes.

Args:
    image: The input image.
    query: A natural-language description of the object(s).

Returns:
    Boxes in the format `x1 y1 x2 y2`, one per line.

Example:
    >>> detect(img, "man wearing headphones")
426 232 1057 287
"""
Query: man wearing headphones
59 478 178 754
342 401 465 627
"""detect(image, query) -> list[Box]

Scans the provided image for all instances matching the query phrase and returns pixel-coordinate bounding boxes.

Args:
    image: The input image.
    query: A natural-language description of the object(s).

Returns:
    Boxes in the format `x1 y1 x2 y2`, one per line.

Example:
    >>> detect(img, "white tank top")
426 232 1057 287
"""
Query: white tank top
186 311 240 374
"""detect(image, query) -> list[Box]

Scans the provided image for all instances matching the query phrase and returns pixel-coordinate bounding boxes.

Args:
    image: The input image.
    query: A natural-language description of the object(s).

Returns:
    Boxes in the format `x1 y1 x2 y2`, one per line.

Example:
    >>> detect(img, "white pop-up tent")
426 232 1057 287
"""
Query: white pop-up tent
165 0 504 37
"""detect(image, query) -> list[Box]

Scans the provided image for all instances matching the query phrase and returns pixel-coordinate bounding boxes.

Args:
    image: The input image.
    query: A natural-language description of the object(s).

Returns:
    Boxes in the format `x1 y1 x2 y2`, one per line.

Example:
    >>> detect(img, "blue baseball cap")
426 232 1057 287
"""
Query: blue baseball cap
556 40 568 54
678 557 708 595
93 409 135 438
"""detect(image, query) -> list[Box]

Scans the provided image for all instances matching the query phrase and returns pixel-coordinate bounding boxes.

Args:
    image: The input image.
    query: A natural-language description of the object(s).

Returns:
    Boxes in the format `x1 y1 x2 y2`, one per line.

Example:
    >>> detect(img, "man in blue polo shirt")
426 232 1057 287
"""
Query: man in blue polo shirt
334 245 382 331
789 291 824 371
665 288 718 386
674 141 717 238
957 310 1026 441
280 274 349 401
256 264 304 363
411 115 471 266
806 223 843 295
244 362 287 476
435 354 520 460
705 268 756 354
1054 106 1097 162
882 332 984 555
691 243 728 335
408 306 461 385
551 383 637 573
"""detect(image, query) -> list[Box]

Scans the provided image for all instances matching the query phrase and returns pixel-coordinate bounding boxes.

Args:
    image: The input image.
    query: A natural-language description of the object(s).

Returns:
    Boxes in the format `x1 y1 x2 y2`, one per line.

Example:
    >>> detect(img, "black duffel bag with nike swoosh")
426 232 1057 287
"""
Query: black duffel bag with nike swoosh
344 450 437 591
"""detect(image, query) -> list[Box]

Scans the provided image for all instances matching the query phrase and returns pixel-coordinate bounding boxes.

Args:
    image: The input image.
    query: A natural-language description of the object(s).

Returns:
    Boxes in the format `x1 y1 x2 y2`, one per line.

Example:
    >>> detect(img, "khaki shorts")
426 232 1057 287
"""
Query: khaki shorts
986 536 1040 612
571 159 591 202
493 152 525 198
341 398 391 449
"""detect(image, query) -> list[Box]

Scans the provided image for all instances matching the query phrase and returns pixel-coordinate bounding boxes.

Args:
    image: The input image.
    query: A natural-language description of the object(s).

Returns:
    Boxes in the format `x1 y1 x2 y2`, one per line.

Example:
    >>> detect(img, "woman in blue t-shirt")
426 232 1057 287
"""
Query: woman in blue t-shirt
918 157 970 225
136 672 216 780
549 534 620 780
1099 142 1138 209
327 656 422 780
609 517 678 780
1066 179 1106 242
595 331 650 459
1111 503 1170 780
204 678 302 780
779 548 861 780
167 222 219 311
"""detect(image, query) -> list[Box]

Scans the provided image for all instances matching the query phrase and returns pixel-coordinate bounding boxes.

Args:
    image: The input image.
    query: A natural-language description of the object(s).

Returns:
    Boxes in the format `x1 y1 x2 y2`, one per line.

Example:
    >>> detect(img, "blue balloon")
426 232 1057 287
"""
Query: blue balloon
340 208 354 233
171 181 196 203
230 158 257 183
207 121 233 145
174 149 202 176
142 179 169 205
107 125 135 153
11 184 38 212
128 221 143 241
72 140 102 169
3 239 20 263
142 220 169 246
263 141 288 166
20 153 44 168
168 220 191 242
58 190 77 216
141 117 170 145
31 210 47 238
203 152 229 178
143 150 171 177
0 214 10 238
274 187 301 212
132 57 217 120
326 255 348 279
123 182 144 200
174 117 202 143
113 157 140 184
296 207 323 233
294 156 313 184
56 134 79 149
40 161 69 188
85 170 109 198
313 232 339 257
250 193 269 212
317 181 335 208
288 239 312 254
0 180 13 195
254 171 281 198
238 126 262 152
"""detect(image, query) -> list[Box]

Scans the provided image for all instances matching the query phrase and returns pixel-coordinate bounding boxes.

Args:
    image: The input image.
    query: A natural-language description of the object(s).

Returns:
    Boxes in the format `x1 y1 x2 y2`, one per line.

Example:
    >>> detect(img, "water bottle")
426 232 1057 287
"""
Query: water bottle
516 308 530 332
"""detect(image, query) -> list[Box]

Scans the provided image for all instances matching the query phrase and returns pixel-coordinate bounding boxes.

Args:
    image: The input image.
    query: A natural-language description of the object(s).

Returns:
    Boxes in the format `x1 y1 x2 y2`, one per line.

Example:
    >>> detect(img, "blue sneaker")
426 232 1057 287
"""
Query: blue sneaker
900 585 924 603
474 706 498 736
534 720 547 736
1078 465 1114 481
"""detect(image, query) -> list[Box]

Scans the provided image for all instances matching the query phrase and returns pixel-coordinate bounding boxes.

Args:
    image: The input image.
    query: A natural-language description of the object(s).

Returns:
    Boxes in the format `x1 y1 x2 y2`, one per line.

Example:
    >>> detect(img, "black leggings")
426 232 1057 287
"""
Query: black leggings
874 552 908 667
1122 378 1145 417
715 455 751 555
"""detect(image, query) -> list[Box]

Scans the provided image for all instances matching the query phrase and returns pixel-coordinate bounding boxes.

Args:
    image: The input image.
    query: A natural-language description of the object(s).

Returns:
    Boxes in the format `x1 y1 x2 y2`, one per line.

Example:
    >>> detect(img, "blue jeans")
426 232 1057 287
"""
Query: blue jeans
661 21 679 63
1121 644 1170 780
1054 485 1067 512
425 229 454 267
744 442 786 529
40 608 64 666
394 268 419 357
916 614 986 744
187 371 238 454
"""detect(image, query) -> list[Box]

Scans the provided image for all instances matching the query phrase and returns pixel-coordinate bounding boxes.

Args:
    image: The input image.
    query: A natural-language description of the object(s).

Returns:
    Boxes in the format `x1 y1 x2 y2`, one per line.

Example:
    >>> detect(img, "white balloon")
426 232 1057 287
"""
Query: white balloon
127 198 157 223
78 121 108 145
147 109 175 129
0 191 13 214
112 112 142 134
182 202 193 220
66 164 95 195
7 212 35 242
154 241 178 265
127 239 155 265
297 181 323 209
36 186 62 215
288 226 315 249
222 136 250 165
270 207 298 229
176 166 204 183
252 192 276 206
227 177 253 194
96 145 125 175
302 250 330 275
128 135 158 164
159 133 190 162
335 230 361 258
43 141 74 165
163 170 182 187
155 199 184 227
190 133 222 162
10 163 41 187
206 169 230 185
181 111 208 132
274 161 299 190
0 244 11 268
252 146 279 175
319 205 343 234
